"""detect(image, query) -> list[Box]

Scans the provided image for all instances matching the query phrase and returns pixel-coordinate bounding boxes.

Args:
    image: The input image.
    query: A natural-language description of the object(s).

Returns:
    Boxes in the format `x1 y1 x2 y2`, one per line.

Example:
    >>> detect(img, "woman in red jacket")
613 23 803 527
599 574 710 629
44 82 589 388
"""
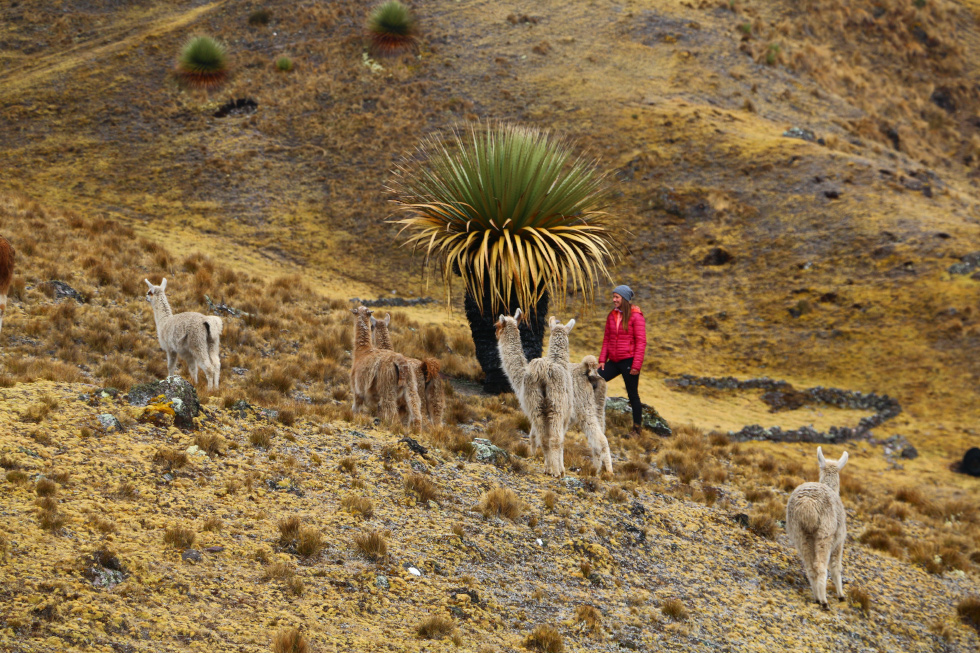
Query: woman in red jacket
598 285 647 437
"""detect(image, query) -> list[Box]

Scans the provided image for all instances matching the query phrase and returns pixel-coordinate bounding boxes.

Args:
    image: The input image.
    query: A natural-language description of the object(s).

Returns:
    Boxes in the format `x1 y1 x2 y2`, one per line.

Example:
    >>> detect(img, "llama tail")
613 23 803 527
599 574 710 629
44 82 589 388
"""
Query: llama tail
420 358 441 385
794 497 823 534
204 316 223 342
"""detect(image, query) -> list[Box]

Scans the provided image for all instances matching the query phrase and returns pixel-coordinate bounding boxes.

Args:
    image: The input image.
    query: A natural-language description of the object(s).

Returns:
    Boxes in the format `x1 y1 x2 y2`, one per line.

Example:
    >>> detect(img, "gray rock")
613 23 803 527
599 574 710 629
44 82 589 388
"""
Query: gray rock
41 280 84 303
181 549 203 563
605 397 672 436
783 126 817 142
127 376 201 429
97 413 123 432
376 575 390 590
471 438 509 466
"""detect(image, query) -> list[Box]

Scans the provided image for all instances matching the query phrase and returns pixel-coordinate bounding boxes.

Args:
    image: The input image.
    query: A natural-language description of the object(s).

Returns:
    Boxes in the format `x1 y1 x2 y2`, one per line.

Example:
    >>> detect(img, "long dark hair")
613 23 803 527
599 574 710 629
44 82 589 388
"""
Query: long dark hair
618 298 632 332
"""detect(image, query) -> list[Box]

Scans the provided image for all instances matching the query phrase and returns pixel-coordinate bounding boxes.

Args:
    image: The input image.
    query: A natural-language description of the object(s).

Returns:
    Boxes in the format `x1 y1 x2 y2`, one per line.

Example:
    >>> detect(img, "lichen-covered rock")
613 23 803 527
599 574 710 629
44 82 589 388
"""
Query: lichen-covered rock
471 438 509 466
606 397 672 436
127 376 201 429
97 413 122 432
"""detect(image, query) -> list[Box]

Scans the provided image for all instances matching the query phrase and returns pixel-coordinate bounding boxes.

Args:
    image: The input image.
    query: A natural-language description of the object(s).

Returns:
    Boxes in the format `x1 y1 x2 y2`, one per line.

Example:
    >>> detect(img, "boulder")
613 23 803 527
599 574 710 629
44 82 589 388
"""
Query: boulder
471 438 509 466
127 376 201 429
960 447 980 477
605 397 672 436
97 414 123 432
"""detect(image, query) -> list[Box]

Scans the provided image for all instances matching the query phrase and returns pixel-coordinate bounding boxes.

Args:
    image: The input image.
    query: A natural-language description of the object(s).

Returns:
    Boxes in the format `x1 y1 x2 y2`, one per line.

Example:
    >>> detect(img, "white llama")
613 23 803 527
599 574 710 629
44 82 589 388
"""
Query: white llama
144 278 222 390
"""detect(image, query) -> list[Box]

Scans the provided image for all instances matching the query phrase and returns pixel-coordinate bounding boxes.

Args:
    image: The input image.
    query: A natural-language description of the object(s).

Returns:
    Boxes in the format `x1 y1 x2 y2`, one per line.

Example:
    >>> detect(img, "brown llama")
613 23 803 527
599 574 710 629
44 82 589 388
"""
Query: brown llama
349 306 422 427
0 236 15 338
371 313 445 426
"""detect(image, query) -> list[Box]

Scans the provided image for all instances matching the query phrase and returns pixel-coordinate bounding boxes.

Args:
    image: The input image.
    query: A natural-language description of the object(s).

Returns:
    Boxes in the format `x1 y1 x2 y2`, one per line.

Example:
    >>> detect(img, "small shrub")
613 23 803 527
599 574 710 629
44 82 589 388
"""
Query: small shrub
848 586 871 615
272 627 310 653
416 615 455 639
958 596 980 633
341 495 374 518
249 9 272 26
354 530 388 561
404 472 439 503
367 0 417 56
176 36 228 89
478 486 523 521
451 523 465 538
163 526 196 550
661 598 688 621
35 478 57 497
523 625 563 653
574 605 601 631
276 56 293 72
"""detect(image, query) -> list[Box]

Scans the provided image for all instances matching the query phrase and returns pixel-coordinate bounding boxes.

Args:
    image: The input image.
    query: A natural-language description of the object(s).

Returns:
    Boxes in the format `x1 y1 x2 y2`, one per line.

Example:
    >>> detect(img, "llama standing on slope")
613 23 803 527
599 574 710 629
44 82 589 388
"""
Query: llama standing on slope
371 313 445 426
496 310 574 477
144 278 223 390
496 310 610 475
0 236 13 338
349 306 422 427
786 446 849 608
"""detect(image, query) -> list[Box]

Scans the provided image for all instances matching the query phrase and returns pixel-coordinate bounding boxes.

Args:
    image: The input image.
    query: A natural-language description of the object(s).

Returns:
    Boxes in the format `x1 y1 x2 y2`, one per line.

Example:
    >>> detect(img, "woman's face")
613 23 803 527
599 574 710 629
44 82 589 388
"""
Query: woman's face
612 293 622 309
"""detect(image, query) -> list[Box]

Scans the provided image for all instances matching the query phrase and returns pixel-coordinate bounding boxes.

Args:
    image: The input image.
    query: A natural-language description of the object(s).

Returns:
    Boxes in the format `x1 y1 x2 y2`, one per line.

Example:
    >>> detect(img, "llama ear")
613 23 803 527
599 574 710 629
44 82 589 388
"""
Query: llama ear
384 313 391 327
160 278 167 291
498 314 505 324
370 316 377 327
144 279 153 289
351 307 358 315
838 452 849 469
817 446 826 468
565 318 576 332
514 308 522 321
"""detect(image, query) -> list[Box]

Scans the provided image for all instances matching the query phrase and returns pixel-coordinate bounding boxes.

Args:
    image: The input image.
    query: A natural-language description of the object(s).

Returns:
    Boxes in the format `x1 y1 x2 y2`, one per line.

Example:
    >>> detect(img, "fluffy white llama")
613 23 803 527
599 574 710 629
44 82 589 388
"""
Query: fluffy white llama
371 313 445 426
496 311 610 474
350 306 422 427
785 446 849 608
144 278 223 390
496 310 574 477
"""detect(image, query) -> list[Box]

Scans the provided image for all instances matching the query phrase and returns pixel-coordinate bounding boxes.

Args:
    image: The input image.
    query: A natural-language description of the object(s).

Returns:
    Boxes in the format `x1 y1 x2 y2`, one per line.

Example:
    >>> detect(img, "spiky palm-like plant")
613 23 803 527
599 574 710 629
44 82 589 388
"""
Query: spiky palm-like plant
388 122 615 393
176 36 228 90
367 0 417 56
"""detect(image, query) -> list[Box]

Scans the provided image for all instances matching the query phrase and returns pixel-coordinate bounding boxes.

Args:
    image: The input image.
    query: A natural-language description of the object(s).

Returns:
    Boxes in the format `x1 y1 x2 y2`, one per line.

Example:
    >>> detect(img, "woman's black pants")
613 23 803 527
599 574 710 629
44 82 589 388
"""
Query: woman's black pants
599 358 642 426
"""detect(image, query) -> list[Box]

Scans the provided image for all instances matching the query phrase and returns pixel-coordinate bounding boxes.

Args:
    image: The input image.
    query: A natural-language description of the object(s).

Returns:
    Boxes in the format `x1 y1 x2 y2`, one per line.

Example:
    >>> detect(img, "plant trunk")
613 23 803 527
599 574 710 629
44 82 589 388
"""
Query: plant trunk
464 285 549 394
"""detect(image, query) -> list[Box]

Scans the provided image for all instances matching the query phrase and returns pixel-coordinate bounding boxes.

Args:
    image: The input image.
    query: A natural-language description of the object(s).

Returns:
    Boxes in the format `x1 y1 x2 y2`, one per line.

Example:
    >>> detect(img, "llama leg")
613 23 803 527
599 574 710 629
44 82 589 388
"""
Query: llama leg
813 541 831 607
210 344 221 388
830 541 845 599
166 351 177 377
800 544 819 604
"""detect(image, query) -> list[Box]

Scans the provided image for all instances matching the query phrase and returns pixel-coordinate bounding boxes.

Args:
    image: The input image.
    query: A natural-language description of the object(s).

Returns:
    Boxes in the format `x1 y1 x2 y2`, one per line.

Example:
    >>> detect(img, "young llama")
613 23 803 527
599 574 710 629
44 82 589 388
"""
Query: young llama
349 306 422 427
0 236 13 337
495 309 610 475
785 446 849 608
145 278 223 390
371 313 445 426
496 309 575 477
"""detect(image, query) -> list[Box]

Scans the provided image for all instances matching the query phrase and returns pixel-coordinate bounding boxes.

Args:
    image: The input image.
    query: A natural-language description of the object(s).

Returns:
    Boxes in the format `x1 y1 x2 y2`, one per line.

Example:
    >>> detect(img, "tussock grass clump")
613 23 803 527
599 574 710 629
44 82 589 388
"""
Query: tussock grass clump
37 501 66 532
478 486 523 521
354 530 389 561
115 480 137 498
202 517 222 532
416 615 455 639
404 472 439 503
858 529 903 558
574 605 602 631
176 36 228 89
35 478 57 497
276 57 293 72
262 562 295 581
605 486 627 503
367 0 417 56
661 598 689 621
47 470 71 485
250 426 274 448
523 625 563 652
278 516 302 545
296 527 324 558
272 627 310 653
848 586 871 615
958 596 980 633
338 456 358 475
895 486 926 507
341 495 374 518
0 455 20 470
195 432 225 456
163 525 196 550
153 447 188 471
6 470 28 484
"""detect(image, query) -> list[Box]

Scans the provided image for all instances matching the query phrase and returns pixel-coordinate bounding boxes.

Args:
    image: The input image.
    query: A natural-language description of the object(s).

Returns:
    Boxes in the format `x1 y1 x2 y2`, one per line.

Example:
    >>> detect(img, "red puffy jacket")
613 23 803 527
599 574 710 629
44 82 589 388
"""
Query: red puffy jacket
599 305 647 371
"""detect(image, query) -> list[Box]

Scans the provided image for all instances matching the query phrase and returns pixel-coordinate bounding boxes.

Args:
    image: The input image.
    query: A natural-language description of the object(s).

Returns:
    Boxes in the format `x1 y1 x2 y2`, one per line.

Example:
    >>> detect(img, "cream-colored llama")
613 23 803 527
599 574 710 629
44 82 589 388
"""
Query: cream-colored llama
371 313 444 426
496 310 574 477
785 446 849 608
495 310 610 474
349 306 422 427
144 278 222 390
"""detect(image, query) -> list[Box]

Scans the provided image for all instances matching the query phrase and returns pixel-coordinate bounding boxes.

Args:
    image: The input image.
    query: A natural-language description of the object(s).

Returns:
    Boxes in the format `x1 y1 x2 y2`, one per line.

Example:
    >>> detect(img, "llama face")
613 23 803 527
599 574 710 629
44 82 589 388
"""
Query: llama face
494 313 519 340
144 278 167 303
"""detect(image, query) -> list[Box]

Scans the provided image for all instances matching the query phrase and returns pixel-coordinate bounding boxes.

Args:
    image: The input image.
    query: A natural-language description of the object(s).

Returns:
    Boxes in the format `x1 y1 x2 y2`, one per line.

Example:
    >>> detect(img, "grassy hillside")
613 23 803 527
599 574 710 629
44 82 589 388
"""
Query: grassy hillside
1 0 980 650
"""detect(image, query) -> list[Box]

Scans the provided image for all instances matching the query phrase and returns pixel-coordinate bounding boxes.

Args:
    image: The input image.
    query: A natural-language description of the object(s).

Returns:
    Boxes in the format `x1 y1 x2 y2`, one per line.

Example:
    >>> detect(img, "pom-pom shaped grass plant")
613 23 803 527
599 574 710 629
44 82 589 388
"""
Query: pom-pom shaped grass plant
176 36 229 90
387 122 616 393
367 0 418 56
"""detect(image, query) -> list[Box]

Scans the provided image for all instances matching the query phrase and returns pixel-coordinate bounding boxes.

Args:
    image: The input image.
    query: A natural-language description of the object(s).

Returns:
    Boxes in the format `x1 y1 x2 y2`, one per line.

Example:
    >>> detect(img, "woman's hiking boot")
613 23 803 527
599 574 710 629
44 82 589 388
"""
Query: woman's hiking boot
628 423 642 438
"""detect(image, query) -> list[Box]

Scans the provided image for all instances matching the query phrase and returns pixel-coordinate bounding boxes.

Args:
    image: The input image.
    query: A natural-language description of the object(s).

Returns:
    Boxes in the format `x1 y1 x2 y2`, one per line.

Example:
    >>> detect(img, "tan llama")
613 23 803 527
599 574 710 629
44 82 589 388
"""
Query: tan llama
371 313 445 426
349 306 422 427
496 309 574 477
145 278 223 390
786 446 849 608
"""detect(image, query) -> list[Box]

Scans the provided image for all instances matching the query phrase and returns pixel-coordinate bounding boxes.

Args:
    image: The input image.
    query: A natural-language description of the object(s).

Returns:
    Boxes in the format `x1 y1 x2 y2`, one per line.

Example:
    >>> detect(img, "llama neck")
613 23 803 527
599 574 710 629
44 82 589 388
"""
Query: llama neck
497 322 527 379
150 293 174 337
819 469 840 494
374 325 392 350
547 331 570 363
354 317 374 353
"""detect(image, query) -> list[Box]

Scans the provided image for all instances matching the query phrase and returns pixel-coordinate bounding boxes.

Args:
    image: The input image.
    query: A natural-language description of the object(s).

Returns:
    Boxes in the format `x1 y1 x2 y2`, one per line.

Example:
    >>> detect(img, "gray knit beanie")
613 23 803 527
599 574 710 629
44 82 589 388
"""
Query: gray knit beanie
612 285 634 302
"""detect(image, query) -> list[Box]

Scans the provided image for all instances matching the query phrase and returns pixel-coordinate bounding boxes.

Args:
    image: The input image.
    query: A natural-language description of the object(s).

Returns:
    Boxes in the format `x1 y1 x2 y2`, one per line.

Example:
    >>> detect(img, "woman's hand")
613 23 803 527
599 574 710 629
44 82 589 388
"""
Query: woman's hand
598 362 604 371
629 368 640 375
